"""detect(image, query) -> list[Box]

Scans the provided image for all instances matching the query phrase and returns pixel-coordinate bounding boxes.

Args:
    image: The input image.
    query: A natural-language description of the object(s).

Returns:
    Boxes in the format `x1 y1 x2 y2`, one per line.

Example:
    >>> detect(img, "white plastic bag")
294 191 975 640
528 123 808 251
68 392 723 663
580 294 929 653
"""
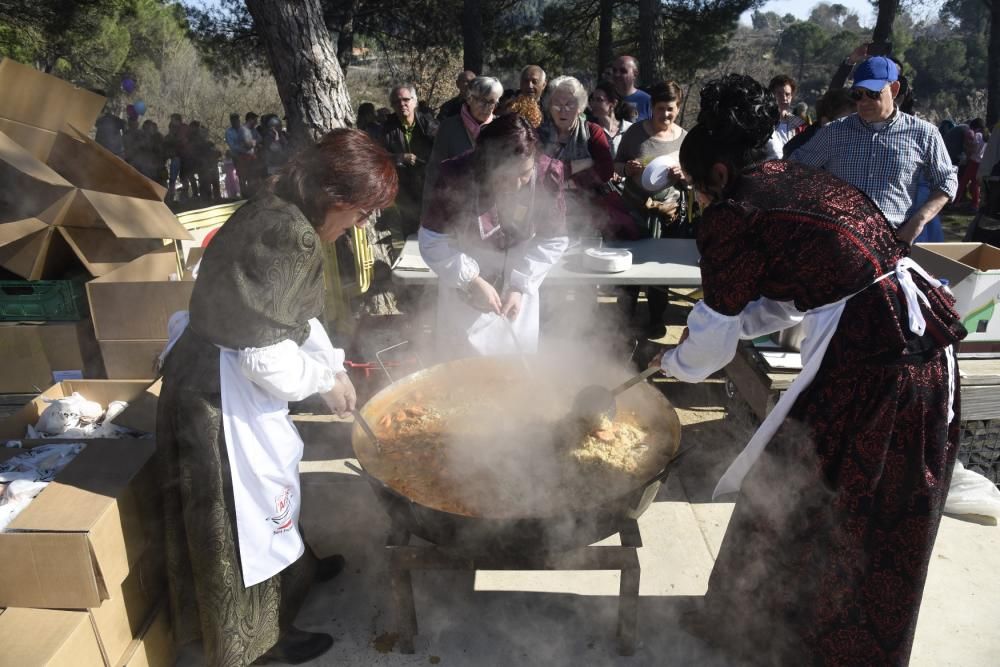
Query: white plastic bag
945 461 1000 524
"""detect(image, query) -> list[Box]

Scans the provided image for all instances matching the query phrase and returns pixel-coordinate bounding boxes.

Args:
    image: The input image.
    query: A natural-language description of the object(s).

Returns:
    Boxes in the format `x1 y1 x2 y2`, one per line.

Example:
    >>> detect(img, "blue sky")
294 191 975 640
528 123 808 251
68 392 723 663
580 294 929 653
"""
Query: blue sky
740 0 944 26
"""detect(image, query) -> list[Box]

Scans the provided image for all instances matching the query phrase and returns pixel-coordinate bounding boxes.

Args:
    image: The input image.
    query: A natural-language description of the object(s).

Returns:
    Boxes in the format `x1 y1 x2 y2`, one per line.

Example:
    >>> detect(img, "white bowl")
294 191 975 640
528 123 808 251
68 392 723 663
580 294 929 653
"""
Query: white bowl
582 247 633 273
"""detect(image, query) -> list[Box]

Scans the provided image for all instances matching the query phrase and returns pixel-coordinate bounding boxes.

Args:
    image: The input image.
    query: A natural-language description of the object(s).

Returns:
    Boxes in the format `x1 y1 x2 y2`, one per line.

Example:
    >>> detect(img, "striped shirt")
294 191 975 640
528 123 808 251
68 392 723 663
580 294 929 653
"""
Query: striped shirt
790 110 957 228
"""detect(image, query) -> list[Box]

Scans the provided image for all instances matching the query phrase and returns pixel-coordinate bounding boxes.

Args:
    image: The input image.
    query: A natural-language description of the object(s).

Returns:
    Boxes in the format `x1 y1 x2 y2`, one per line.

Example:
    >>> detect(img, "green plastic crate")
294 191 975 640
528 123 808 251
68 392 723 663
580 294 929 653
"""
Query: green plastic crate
0 280 88 321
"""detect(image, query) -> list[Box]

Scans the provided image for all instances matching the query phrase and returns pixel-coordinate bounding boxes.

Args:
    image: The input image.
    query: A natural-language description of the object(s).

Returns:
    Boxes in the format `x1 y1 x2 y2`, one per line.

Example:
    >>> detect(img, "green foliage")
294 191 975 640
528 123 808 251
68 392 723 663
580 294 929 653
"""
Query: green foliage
0 0 188 90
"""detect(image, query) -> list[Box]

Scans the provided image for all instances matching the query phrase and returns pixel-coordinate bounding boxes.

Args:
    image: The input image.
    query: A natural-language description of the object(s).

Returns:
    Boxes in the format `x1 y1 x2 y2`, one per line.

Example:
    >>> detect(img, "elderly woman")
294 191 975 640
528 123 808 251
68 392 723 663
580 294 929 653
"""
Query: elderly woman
423 75 503 201
540 75 633 239
156 129 398 667
656 74 964 665
588 80 637 159
419 113 569 357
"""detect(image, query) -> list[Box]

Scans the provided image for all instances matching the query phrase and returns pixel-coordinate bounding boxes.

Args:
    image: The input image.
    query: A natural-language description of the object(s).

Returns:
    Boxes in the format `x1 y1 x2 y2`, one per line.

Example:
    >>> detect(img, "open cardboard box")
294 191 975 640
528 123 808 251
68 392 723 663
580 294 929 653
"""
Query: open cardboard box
0 58 191 280
0 438 156 609
0 318 104 393
912 242 1000 352
0 607 106 667
87 247 200 378
0 379 156 441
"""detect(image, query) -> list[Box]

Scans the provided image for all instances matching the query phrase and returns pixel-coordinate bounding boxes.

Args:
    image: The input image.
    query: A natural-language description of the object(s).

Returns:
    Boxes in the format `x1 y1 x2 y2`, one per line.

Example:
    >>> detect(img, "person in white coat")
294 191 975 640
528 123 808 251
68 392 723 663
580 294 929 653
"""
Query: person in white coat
155 129 398 667
419 113 569 358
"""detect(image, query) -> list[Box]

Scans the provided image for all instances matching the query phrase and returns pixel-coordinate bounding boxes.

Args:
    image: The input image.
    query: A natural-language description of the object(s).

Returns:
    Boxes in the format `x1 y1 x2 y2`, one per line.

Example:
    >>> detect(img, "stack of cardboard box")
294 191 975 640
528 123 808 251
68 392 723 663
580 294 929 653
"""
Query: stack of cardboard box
0 380 173 667
0 58 192 390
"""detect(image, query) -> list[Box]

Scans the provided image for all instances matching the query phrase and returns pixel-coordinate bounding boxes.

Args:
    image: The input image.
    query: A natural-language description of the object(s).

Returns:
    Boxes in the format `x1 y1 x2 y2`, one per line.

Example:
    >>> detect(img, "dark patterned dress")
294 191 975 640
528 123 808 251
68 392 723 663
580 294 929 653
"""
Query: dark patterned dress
697 161 966 666
156 193 325 666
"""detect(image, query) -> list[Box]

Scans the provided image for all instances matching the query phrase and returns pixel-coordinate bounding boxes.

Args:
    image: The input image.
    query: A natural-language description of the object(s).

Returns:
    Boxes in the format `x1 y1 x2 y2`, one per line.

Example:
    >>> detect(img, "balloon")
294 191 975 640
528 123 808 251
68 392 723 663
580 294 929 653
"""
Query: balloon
133 100 146 116
126 104 138 119
122 77 135 94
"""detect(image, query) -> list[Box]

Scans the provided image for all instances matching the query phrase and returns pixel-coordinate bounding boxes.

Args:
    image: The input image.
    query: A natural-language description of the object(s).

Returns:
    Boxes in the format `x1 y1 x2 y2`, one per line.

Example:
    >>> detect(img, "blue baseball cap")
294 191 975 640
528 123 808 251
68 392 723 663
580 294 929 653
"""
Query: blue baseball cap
853 56 899 92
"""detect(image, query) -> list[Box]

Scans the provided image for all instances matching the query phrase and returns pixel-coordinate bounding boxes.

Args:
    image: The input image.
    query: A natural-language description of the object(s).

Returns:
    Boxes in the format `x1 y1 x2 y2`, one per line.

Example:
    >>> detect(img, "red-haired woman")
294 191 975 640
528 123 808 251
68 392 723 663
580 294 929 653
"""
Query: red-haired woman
156 129 398 666
419 113 569 357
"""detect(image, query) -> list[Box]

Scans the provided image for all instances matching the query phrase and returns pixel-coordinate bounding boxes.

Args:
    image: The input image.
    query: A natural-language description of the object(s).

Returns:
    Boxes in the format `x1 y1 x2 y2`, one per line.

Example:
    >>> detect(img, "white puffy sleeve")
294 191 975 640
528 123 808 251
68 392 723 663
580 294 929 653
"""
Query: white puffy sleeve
660 301 742 383
508 235 569 295
300 317 346 374
418 226 480 289
739 298 804 339
239 337 337 402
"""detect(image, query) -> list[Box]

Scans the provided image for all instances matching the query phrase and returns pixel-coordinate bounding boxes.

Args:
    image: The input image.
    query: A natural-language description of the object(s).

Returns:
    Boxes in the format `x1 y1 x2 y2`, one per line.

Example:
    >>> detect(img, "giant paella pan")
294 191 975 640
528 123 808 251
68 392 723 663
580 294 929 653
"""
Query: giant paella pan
351 356 683 555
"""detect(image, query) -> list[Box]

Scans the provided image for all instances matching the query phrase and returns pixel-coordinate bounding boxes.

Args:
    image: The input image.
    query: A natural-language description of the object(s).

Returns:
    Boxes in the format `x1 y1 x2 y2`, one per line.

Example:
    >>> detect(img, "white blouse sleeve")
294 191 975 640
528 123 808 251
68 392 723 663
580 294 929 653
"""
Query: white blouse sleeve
239 339 337 401
300 318 346 374
418 226 480 289
739 297 804 339
508 235 570 295
660 301 742 382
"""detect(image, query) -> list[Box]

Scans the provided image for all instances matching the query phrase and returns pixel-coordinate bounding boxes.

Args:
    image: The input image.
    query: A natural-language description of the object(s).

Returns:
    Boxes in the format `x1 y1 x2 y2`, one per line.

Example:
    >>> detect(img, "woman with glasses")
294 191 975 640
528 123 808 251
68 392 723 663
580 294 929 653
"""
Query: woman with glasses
654 74 964 666
539 75 633 239
156 130 398 666
587 80 637 160
423 75 503 201
419 113 569 358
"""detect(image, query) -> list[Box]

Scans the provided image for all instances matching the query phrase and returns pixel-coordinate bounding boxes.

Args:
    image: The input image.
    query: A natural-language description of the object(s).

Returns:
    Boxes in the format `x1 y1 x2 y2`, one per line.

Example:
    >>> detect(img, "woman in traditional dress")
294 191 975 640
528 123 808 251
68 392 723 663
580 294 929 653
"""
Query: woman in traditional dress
419 113 568 357
654 74 966 665
156 129 398 666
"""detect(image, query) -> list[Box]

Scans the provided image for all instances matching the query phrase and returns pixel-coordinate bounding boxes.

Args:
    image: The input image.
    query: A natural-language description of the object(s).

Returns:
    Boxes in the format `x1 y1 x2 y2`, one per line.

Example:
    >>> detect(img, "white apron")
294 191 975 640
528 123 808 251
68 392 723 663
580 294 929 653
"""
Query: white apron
163 314 336 587
436 240 541 357
713 257 957 499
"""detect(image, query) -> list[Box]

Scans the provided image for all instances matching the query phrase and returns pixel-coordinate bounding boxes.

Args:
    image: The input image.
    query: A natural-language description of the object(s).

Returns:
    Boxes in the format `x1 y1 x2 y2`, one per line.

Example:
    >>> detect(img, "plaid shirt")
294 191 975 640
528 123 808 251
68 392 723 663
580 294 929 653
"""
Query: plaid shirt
790 110 957 228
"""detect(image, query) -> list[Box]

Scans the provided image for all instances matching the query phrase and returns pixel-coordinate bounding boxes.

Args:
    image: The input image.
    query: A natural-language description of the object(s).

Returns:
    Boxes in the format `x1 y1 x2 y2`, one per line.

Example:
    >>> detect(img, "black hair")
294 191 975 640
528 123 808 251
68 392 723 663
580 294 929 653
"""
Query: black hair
816 88 854 122
679 74 778 192
648 81 683 106
592 80 638 122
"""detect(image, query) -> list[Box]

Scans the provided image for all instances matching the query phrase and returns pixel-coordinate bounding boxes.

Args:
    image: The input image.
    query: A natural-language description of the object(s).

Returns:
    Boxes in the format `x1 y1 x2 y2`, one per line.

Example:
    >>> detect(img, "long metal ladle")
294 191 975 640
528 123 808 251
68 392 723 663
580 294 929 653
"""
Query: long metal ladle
570 365 662 424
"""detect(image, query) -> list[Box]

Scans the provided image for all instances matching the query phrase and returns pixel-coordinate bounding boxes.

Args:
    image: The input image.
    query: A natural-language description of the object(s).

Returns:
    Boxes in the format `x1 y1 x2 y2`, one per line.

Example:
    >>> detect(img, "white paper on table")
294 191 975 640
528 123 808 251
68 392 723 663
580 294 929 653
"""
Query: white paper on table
759 350 803 370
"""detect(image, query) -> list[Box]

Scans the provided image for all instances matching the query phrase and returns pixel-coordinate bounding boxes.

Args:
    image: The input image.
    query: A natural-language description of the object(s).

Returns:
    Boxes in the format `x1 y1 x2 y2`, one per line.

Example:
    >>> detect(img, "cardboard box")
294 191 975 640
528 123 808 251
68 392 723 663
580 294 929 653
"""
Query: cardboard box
0 379 156 440
97 340 166 381
0 608 105 667
115 601 174 667
87 248 195 342
0 319 104 393
0 438 155 608
91 548 166 667
0 58 191 280
912 243 1000 351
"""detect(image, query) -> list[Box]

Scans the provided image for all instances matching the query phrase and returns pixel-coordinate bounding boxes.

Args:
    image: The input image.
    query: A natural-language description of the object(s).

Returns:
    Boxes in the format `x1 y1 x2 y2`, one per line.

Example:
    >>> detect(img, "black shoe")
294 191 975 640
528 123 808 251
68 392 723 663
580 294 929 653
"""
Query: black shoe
315 554 346 582
253 628 334 665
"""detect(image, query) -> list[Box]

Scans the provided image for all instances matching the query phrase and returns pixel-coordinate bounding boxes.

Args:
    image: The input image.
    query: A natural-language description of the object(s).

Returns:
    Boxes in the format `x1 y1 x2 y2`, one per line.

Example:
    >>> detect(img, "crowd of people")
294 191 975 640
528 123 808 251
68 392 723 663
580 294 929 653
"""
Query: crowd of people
143 46 970 667
94 108 291 204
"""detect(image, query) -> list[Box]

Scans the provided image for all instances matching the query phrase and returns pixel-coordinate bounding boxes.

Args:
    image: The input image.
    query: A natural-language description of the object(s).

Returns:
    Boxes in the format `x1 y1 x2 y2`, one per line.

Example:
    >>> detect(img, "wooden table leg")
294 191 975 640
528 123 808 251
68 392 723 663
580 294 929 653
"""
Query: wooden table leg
390 567 417 654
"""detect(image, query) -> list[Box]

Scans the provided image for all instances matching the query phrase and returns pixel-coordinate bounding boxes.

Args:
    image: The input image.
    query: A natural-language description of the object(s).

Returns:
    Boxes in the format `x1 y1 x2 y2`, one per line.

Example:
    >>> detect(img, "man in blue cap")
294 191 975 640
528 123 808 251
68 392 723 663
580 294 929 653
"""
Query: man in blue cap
791 56 956 244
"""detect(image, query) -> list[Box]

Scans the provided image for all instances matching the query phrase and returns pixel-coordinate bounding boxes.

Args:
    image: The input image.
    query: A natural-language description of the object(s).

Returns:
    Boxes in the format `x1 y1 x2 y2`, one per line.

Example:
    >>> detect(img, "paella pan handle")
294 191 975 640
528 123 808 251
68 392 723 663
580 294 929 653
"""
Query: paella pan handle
351 409 383 455
652 442 700 484
376 340 423 384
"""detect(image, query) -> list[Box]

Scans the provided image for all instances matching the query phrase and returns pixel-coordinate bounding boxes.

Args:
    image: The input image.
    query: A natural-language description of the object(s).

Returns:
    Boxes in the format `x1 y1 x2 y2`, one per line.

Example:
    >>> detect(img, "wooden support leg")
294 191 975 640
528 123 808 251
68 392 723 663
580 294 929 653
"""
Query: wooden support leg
617 564 640 656
390 567 417 654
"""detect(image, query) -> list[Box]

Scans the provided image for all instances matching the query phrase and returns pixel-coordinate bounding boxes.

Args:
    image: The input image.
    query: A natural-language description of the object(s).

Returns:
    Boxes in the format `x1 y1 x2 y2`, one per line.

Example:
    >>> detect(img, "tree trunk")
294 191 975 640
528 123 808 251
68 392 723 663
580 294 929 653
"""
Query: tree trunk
871 0 898 45
638 0 657 85
244 0 353 146
463 0 484 74
335 0 358 71
989 0 1000 127
597 0 614 79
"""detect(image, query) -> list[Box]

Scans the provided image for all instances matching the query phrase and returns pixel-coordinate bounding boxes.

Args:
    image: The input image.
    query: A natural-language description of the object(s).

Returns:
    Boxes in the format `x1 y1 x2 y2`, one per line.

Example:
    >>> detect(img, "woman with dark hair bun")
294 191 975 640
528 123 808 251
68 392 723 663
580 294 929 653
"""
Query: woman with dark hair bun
654 74 965 665
156 129 398 666
419 112 569 357
588 80 636 159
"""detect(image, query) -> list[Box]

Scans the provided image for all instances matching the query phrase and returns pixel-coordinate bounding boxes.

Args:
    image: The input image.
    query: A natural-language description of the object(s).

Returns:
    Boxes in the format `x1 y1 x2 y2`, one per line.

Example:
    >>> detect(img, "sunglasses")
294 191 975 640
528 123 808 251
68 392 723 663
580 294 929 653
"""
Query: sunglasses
849 87 885 101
